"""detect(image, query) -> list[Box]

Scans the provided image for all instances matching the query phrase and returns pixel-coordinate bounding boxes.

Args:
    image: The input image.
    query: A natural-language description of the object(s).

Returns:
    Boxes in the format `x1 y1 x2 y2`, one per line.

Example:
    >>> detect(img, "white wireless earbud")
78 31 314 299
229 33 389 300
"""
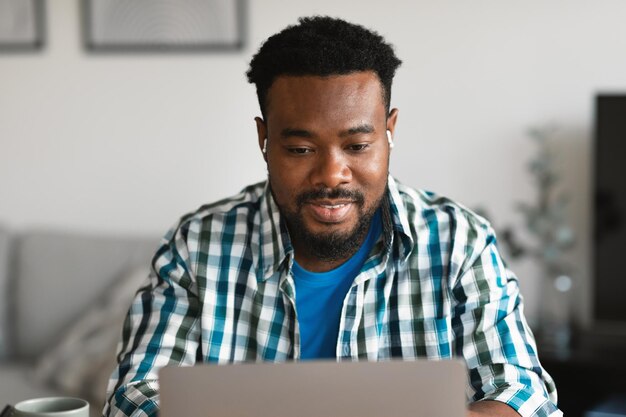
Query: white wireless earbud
262 138 267 154
386 130 394 149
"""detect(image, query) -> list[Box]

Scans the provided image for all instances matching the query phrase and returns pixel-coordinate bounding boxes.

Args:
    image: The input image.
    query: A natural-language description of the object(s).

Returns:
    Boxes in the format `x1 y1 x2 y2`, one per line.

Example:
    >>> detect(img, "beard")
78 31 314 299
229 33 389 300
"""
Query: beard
273 185 386 263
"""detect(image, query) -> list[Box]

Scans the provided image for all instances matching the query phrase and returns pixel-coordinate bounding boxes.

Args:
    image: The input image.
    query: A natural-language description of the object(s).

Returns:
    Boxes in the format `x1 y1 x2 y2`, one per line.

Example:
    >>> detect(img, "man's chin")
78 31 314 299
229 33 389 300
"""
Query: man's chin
293 217 366 258
298 231 361 263
305 228 353 243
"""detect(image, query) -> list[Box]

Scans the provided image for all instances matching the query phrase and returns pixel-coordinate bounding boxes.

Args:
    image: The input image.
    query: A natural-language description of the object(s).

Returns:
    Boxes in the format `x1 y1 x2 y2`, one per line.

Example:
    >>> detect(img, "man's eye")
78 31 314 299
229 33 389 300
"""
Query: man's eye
287 148 312 155
347 144 369 152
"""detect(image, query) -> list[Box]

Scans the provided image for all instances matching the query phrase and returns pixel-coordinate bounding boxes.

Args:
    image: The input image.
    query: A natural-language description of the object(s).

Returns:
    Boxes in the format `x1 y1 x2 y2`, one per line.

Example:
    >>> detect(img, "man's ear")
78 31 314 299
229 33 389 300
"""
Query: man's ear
255 117 268 162
386 108 399 141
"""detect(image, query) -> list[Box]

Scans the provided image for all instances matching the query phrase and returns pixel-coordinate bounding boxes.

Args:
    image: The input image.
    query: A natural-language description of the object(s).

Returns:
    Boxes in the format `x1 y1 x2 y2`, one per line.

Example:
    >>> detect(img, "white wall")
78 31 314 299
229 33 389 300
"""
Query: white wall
3 0 626 325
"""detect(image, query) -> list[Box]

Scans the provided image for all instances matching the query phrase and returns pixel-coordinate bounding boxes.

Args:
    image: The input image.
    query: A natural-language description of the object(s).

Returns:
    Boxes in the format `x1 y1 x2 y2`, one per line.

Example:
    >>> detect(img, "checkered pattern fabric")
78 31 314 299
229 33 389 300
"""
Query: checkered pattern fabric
104 176 561 417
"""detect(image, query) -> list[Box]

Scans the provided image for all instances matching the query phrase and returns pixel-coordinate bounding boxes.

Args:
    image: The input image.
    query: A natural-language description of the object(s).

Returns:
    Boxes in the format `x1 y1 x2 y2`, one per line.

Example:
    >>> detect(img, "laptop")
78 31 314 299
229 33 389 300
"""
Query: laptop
159 359 466 417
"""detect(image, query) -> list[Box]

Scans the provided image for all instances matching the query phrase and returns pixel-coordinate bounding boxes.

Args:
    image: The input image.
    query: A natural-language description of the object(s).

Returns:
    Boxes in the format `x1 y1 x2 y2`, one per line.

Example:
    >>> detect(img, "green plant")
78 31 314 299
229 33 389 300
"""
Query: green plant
499 126 576 289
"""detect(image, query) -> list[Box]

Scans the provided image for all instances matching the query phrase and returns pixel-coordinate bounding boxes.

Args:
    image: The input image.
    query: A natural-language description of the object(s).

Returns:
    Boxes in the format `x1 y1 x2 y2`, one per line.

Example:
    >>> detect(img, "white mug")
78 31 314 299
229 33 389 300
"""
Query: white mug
13 397 89 417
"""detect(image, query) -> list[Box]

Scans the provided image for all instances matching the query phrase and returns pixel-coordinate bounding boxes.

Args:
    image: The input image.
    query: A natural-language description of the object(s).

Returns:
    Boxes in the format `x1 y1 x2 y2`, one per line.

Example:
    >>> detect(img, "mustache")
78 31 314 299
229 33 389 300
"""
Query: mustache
296 187 365 207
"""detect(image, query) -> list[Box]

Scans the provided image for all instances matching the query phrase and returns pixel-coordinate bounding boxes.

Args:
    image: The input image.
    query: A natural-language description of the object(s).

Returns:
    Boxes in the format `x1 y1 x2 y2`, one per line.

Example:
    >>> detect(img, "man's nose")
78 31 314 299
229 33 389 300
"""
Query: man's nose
310 149 352 189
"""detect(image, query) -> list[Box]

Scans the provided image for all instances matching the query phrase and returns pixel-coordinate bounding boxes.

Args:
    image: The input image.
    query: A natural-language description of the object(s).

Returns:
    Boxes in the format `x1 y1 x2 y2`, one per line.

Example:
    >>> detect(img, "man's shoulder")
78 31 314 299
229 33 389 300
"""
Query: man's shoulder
392 179 493 238
152 181 268 276
165 181 267 240
185 181 266 222
392 179 499 277
394 179 489 223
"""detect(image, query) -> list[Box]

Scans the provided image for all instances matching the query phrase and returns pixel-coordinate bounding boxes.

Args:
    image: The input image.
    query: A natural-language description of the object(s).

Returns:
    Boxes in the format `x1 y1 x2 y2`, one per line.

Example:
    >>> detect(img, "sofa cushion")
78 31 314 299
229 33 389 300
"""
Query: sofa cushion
32 265 150 407
0 363 103 417
12 230 158 360
0 363 61 406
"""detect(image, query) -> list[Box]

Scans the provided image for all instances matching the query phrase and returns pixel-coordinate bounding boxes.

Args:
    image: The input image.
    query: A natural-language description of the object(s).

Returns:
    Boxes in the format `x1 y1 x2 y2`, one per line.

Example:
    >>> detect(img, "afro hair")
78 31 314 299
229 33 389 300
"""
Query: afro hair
246 16 402 118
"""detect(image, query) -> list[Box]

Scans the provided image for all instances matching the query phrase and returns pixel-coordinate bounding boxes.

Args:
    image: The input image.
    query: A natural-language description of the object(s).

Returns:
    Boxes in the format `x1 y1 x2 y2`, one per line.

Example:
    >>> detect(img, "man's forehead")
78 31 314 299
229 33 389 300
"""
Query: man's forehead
264 72 386 122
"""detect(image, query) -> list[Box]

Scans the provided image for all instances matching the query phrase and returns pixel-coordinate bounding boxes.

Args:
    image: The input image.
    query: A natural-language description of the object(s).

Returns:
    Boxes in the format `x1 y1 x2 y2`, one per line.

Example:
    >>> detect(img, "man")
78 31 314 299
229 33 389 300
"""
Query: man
105 16 560 417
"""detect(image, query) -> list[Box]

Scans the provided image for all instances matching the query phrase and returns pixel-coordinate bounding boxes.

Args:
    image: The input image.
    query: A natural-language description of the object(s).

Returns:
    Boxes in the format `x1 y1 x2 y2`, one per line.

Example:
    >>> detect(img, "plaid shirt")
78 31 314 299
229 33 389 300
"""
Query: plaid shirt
104 176 561 417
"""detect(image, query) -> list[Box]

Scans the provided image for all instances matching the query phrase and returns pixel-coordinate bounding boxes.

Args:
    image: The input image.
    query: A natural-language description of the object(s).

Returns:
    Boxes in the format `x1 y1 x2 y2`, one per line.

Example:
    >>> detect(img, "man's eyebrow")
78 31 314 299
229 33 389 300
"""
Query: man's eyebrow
280 128 313 138
279 124 375 139
341 124 375 136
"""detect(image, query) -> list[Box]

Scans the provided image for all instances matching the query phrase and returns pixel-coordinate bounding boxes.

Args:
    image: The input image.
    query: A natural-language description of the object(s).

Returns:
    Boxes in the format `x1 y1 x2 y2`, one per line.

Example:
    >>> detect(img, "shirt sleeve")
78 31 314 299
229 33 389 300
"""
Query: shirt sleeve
103 224 201 417
450 227 562 417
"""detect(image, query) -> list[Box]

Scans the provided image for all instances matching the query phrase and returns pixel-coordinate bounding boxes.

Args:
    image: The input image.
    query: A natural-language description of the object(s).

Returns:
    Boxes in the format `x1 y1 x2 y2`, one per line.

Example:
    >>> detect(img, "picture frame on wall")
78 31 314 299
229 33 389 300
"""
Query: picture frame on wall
0 0 45 51
83 0 246 52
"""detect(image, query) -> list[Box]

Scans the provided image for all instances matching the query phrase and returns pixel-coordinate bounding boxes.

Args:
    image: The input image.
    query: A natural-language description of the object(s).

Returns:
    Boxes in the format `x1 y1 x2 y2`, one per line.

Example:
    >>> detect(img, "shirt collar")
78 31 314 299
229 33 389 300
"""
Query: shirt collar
385 175 415 262
258 182 294 281
258 175 414 282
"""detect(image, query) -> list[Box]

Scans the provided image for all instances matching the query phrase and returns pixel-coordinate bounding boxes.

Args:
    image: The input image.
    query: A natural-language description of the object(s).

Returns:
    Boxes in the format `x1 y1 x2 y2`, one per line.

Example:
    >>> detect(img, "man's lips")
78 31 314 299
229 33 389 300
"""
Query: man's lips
305 200 354 223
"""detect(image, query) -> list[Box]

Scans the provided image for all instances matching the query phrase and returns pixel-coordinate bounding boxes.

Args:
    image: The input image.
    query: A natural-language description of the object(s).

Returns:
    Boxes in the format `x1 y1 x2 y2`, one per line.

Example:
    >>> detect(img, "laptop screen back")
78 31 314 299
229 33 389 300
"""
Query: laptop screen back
159 359 466 417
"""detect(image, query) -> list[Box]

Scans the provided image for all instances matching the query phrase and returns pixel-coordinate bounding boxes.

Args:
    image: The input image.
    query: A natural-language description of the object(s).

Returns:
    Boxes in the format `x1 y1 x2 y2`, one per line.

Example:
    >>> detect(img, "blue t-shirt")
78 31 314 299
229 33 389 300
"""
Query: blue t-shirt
292 210 382 359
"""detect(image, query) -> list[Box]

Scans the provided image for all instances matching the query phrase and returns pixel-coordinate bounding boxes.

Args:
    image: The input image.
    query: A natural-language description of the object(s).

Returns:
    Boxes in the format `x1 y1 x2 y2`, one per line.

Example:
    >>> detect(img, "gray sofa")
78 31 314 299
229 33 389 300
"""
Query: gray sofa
0 226 158 415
